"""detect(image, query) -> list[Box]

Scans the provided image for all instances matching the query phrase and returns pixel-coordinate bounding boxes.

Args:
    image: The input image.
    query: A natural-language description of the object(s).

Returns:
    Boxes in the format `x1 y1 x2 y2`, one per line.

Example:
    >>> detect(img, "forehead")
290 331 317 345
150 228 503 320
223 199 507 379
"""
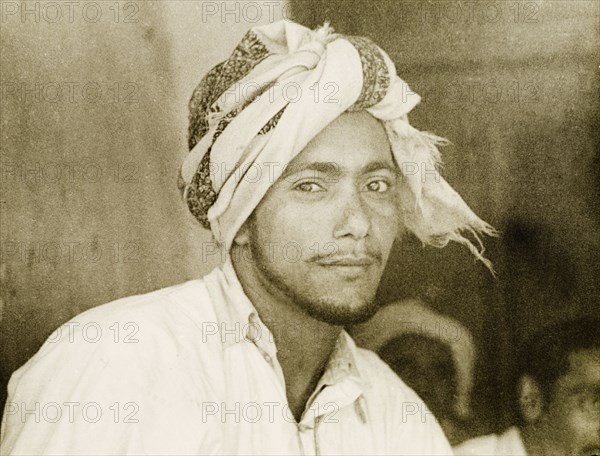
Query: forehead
290 111 394 170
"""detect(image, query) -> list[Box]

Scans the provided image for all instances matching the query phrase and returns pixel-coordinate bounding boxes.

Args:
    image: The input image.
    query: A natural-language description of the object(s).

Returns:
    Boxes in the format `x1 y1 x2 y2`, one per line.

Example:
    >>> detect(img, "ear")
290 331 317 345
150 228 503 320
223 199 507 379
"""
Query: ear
233 222 251 246
518 375 544 423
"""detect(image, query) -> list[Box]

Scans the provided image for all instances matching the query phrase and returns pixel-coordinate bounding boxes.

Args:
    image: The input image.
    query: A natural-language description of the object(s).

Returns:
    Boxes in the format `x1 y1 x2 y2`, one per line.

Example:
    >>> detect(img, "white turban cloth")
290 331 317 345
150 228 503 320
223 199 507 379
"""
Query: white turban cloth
180 20 497 269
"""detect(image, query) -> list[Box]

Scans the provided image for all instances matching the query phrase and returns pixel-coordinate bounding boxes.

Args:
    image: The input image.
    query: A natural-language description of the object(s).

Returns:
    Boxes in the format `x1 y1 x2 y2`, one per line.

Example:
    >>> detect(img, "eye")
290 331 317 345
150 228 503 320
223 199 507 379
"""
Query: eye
366 179 390 193
295 182 324 193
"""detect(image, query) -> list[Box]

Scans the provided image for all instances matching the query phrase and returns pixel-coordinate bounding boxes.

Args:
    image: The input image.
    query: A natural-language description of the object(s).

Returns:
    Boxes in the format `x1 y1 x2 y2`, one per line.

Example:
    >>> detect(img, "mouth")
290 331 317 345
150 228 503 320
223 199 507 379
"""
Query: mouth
316 256 376 267
315 255 379 279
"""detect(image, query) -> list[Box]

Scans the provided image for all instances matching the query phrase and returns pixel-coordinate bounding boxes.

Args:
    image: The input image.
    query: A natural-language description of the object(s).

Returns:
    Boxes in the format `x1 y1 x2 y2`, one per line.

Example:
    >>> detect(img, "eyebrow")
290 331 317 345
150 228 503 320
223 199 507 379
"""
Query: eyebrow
280 161 341 180
280 160 399 180
361 160 400 176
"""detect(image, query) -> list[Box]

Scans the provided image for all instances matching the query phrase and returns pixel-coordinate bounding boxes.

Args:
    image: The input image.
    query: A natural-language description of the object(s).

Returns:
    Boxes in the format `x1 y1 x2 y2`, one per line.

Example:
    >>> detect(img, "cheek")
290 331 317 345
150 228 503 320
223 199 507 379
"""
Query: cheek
364 191 401 218
548 402 595 447
367 201 402 240
254 204 329 256
567 409 599 440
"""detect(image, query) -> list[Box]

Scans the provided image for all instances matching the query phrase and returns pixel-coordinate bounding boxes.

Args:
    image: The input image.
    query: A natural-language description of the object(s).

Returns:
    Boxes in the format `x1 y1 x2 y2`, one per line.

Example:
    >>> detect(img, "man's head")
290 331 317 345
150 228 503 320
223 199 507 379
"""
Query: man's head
231 111 401 325
378 333 458 419
180 20 495 274
515 316 600 456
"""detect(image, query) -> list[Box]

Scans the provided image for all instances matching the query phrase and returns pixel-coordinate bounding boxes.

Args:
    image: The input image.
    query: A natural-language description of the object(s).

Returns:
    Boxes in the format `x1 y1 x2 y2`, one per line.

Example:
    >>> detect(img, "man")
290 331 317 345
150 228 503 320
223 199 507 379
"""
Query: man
1 20 495 454
454 316 600 456
350 300 477 445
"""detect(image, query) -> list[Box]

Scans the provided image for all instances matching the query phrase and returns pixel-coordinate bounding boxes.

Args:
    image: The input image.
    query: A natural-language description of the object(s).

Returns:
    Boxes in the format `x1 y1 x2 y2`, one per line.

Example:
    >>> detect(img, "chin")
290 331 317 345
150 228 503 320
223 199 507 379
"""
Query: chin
301 293 382 326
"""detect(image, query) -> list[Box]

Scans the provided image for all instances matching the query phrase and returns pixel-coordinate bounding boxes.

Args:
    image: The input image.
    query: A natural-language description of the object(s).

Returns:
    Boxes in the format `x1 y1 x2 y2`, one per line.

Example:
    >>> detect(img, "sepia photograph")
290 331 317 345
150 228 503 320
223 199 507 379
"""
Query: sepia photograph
0 0 598 454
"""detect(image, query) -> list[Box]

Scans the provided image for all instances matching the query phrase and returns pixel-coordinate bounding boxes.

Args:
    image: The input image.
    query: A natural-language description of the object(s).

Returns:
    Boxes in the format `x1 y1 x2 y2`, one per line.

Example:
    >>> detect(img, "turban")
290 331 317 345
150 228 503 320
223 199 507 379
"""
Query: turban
350 299 476 418
179 20 497 269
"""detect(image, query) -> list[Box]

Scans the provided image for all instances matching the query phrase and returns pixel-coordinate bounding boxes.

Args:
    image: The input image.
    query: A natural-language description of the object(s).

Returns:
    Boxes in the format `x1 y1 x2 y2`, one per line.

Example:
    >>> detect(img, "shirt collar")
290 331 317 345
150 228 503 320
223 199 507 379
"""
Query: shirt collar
220 255 257 327
205 255 265 348
321 331 363 387
303 330 367 424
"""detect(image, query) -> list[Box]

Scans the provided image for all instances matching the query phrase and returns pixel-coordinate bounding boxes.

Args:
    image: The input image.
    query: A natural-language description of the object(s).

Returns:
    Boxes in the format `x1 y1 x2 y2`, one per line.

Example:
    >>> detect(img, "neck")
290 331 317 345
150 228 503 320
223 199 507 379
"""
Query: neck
231 246 342 422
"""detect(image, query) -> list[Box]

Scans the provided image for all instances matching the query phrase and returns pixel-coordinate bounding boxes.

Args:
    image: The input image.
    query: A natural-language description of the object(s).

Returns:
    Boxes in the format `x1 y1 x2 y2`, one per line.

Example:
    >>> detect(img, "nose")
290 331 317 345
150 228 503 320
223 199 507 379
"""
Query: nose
333 190 371 240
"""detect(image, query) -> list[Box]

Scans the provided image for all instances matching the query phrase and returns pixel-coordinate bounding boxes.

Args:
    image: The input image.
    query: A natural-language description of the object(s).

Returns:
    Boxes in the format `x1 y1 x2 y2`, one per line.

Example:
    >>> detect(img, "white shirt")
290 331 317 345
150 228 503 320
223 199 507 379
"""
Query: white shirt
453 426 527 456
1 259 452 455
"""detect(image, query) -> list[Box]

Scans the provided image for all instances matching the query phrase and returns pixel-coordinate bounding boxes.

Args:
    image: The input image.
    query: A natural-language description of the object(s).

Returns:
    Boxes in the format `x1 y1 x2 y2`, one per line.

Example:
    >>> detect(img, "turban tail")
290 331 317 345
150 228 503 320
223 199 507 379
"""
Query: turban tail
180 20 497 269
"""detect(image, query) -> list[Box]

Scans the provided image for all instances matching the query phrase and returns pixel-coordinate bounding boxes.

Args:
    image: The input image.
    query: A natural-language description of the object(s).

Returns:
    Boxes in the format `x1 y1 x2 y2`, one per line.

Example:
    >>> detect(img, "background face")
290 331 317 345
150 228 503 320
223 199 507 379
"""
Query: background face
541 349 600 456
242 111 401 325
379 334 458 419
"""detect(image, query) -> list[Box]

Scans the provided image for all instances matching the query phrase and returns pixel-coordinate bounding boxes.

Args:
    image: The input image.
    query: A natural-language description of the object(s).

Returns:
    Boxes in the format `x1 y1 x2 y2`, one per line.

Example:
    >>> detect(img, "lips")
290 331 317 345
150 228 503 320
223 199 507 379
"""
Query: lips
316 256 376 267
314 255 379 280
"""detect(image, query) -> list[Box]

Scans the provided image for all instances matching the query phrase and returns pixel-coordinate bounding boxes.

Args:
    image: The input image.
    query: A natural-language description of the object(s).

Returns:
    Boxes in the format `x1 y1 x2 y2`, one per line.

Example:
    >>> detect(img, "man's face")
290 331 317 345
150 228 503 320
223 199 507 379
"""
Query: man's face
237 111 401 325
541 348 600 456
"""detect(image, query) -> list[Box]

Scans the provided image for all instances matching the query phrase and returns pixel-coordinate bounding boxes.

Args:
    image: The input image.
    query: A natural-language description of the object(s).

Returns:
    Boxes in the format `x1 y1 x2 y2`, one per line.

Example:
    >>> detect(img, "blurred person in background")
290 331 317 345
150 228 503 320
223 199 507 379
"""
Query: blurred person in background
454 316 600 456
351 299 477 445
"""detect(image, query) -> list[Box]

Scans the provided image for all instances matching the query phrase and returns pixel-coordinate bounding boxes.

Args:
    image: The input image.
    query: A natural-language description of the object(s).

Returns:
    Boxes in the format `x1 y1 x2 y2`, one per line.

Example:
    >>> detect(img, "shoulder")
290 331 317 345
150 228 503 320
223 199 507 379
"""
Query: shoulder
453 432 500 455
354 344 423 402
352 344 453 455
354 345 432 419
69 278 213 329
2 278 225 454
51 278 213 343
8 278 223 395
454 426 525 455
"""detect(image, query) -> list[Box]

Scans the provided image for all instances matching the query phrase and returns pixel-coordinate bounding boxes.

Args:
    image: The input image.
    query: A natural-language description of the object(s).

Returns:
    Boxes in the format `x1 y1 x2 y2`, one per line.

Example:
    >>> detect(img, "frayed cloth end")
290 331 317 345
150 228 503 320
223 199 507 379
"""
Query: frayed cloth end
428 224 500 276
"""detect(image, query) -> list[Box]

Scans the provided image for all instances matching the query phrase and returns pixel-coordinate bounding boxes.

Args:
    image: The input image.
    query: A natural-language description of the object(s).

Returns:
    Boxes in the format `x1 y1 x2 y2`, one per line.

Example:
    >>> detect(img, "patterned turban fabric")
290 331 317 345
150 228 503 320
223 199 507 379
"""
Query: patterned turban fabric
180 20 497 269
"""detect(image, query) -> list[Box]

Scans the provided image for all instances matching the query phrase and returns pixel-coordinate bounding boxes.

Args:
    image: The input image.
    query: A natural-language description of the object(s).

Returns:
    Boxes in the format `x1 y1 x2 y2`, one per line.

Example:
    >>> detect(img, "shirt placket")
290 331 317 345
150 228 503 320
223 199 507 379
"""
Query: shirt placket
243 307 367 455
296 377 365 455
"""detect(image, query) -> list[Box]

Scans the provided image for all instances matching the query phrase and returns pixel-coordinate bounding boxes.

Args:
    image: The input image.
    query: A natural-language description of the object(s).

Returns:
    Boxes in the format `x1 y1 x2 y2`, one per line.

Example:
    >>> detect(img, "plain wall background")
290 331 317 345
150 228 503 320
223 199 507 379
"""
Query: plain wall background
1 0 599 435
